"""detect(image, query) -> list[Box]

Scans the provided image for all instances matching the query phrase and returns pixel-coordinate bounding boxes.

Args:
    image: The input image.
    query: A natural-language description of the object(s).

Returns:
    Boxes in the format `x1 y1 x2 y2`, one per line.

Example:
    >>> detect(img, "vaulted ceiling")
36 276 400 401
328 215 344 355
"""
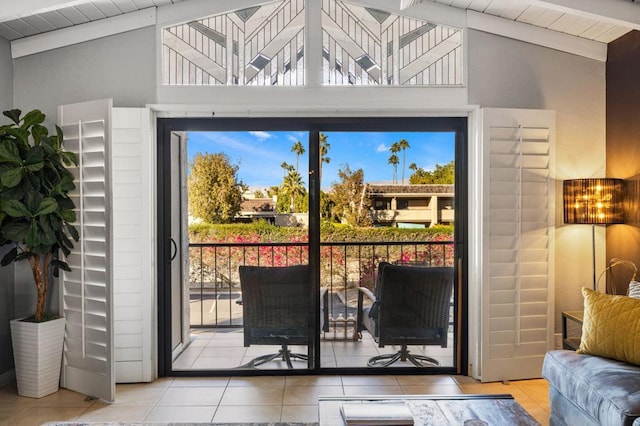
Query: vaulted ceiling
1 0 638 59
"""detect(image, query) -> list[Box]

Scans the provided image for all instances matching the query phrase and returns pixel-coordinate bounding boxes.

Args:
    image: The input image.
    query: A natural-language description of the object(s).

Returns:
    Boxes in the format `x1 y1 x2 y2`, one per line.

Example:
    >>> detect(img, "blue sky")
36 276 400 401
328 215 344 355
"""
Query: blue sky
187 131 455 189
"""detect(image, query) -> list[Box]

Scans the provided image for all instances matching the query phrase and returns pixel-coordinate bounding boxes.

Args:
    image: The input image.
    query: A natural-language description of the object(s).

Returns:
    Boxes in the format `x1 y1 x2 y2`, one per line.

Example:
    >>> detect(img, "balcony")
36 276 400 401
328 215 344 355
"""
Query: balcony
178 240 456 370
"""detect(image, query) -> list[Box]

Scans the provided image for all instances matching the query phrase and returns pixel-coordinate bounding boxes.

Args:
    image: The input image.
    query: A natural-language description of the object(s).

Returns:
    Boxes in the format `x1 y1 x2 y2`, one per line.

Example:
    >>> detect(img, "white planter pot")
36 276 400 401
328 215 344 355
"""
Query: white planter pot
10 317 65 398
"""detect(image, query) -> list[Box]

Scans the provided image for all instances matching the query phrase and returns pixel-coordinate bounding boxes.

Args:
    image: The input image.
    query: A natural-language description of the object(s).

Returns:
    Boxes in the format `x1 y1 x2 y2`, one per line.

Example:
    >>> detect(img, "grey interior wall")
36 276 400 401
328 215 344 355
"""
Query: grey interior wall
0 37 12 109
468 29 607 334
0 38 14 380
13 26 156 122
10 27 157 331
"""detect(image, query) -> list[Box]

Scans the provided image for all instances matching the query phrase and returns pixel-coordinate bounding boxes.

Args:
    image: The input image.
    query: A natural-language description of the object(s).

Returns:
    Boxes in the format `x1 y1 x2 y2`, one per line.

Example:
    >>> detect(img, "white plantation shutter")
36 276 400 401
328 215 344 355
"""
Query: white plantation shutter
58 99 114 402
111 108 154 383
476 108 555 382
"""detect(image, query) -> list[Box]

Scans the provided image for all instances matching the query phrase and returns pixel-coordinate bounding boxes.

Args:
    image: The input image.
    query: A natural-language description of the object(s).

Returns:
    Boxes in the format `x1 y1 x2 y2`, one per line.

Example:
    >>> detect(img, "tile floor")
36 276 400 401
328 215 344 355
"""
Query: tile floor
173 329 455 370
0 374 550 425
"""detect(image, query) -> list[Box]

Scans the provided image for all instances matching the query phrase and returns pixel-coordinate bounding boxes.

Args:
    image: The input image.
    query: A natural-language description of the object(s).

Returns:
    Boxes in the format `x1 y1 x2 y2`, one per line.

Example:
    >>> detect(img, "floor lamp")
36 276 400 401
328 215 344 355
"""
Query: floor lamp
563 178 624 291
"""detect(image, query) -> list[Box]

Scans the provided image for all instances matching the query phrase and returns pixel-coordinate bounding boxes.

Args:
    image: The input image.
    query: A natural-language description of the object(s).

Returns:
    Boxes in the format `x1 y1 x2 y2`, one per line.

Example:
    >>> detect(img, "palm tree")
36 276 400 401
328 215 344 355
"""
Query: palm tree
397 138 410 184
291 140 305 173
320 132 331 181
409 162 418 172
388 154 399 184
281 170 305 213
280 161 293 178
389 142 401 184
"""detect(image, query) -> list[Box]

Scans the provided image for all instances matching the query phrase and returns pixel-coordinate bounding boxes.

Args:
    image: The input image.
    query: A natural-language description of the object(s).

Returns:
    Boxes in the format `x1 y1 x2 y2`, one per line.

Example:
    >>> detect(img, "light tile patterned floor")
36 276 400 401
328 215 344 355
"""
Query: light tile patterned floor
0 375 550 425
174 329 455 370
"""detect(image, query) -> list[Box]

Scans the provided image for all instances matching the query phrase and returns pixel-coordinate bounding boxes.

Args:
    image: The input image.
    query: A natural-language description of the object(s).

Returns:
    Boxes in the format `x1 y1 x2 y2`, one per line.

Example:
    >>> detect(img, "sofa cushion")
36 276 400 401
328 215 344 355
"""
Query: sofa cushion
543 350 640 425
578 288 640 365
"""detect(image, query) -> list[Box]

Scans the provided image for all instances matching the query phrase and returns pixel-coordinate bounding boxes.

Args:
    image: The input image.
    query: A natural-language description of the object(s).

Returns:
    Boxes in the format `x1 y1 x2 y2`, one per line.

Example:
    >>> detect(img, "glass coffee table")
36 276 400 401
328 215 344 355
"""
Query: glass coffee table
318 394 540 425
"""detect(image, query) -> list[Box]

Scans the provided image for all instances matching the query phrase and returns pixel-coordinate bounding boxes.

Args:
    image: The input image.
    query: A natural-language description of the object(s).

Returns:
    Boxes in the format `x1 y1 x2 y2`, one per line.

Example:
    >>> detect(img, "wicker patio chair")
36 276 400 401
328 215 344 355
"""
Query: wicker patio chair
357 261 454 367
238 264 312 369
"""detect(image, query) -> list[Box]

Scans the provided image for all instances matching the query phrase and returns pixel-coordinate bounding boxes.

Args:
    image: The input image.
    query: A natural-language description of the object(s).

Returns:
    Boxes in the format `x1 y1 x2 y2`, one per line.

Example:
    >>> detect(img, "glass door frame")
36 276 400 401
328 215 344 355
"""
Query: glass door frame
157 116 468 377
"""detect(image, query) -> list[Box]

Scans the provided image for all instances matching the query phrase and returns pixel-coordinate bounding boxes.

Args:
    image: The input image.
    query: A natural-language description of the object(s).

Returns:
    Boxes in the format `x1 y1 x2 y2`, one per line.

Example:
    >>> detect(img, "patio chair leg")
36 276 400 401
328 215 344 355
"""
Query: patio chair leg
238 344 307 369
367 345 440 368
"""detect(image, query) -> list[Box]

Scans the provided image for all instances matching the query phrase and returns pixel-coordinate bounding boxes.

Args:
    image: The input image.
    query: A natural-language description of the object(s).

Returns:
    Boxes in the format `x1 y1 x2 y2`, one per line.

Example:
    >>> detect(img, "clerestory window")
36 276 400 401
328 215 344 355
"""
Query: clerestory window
162 0 464 87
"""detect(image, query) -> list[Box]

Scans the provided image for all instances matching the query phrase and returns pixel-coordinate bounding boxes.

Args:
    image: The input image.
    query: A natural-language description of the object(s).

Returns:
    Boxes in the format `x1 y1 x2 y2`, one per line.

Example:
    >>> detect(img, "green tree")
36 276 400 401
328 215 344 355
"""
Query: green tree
329 164 372 226
409 160 455 184
397 138 410 184
388 153 399 184
320 132 331 181
291 140 305 173
279 170 306 213
253 190 265 198
188 152 244 223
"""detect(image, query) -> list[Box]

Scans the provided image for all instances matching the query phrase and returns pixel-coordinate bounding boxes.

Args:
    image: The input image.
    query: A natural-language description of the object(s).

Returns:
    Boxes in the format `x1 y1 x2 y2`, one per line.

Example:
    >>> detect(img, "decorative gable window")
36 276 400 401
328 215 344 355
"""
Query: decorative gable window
163 0 305 86
161 0 463 87
321 1 463 86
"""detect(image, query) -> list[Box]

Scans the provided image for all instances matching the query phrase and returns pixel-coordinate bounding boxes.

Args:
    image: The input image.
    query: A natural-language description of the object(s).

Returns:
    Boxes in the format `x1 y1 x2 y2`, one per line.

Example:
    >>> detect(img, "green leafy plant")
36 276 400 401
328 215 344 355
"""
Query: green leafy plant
0 109 79 322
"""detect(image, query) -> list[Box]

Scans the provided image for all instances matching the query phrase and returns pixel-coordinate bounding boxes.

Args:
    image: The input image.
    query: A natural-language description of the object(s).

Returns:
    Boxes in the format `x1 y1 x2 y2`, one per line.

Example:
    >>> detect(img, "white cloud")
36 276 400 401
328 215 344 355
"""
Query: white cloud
287 134 299 142
249 131 272 140
376 143 389 153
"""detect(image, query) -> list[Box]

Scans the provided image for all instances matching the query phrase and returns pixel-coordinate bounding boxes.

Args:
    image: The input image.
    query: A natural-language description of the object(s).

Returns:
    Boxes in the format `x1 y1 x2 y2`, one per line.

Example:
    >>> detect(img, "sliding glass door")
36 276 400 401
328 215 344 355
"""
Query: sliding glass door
157 117 467 376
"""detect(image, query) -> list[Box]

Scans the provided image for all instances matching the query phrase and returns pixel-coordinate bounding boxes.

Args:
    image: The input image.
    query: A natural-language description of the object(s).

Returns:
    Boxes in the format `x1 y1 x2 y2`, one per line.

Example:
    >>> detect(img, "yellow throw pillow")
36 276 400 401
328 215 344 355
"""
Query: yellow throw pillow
577 287 640 365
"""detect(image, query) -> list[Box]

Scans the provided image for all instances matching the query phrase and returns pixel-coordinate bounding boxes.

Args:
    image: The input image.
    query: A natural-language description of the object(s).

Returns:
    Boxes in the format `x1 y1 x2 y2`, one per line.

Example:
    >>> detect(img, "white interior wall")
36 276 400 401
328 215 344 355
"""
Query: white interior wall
467 29 607 335
0 37 15 382
12 27 156 124
5 21 608 373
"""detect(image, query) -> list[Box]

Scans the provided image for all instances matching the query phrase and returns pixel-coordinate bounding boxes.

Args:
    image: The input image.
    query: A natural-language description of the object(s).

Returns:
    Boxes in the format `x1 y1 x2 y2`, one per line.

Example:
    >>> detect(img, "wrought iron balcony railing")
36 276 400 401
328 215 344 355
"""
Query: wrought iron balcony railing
188 240 455 329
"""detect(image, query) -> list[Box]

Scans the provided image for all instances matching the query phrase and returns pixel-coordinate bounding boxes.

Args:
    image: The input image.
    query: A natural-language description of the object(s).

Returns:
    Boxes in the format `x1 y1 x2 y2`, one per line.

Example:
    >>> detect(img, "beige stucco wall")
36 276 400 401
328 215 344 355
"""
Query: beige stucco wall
468 29 607 335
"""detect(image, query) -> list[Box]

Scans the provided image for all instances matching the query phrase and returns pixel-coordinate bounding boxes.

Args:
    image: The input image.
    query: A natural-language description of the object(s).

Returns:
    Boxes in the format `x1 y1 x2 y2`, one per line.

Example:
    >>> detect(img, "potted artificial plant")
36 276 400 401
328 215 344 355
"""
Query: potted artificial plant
0 109 78 398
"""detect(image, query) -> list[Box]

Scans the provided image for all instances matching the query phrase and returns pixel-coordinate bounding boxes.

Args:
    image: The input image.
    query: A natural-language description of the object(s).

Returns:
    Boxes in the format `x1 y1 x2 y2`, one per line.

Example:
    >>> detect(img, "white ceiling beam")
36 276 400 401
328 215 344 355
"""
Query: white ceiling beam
526 0 640 31
467 10 607 62
11 7 156 59
357 0 467 28
400 0 425 9
156 0 273 27
0 0 92 22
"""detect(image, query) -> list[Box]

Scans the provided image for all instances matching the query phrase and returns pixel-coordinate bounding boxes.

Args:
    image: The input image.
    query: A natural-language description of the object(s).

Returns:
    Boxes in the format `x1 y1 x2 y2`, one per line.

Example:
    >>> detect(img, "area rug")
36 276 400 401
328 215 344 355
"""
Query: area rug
43 423 318 426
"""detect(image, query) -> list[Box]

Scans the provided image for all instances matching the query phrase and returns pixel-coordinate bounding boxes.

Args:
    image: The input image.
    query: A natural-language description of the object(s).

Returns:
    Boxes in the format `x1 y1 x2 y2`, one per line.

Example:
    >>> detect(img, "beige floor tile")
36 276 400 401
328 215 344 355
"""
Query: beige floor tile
3 406 86 426
333 356 375 367
514 380 550 404
191 356 244 369
213 405 282 423
281 405 319 422
283 385 344 405
0 405 25 424
22 389 96 408
155 387 225 406
343 385 404 396
145 377 174 387
220 386 284 405
524 405 550 426
395 375 457 386
401 384 464 395
144 405 216 423
172 354 198 370
110 383 167 406
228 376 286 387
170 377 230 387
199 346 247 357
75 405 151 422
341 375 400 386
285 375 342 386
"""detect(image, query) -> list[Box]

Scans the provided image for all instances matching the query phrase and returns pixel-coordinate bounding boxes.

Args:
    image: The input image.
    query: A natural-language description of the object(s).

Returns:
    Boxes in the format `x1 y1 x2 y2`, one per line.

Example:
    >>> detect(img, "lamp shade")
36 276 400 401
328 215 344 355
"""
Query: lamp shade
563 178 624 224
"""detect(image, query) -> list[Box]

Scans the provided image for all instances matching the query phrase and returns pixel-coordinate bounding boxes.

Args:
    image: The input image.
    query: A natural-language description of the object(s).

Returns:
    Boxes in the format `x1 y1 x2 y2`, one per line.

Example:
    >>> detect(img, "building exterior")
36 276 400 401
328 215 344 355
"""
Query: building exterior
368 184 454 228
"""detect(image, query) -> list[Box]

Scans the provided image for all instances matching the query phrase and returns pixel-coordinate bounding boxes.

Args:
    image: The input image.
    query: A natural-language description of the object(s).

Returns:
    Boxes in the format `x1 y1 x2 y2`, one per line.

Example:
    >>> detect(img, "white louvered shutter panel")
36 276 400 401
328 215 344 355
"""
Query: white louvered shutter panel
479 108 555 382
58 99 114 402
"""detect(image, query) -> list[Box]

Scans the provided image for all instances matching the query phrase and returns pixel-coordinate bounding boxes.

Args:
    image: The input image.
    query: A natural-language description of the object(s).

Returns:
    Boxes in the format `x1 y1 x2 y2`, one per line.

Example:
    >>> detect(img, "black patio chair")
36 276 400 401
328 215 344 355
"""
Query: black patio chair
238 264 312 369
357 262 454 367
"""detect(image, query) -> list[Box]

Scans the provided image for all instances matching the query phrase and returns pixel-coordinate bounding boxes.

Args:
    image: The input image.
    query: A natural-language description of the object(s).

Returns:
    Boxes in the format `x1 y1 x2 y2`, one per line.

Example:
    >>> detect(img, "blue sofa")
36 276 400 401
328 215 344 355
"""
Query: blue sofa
543 350 640 425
